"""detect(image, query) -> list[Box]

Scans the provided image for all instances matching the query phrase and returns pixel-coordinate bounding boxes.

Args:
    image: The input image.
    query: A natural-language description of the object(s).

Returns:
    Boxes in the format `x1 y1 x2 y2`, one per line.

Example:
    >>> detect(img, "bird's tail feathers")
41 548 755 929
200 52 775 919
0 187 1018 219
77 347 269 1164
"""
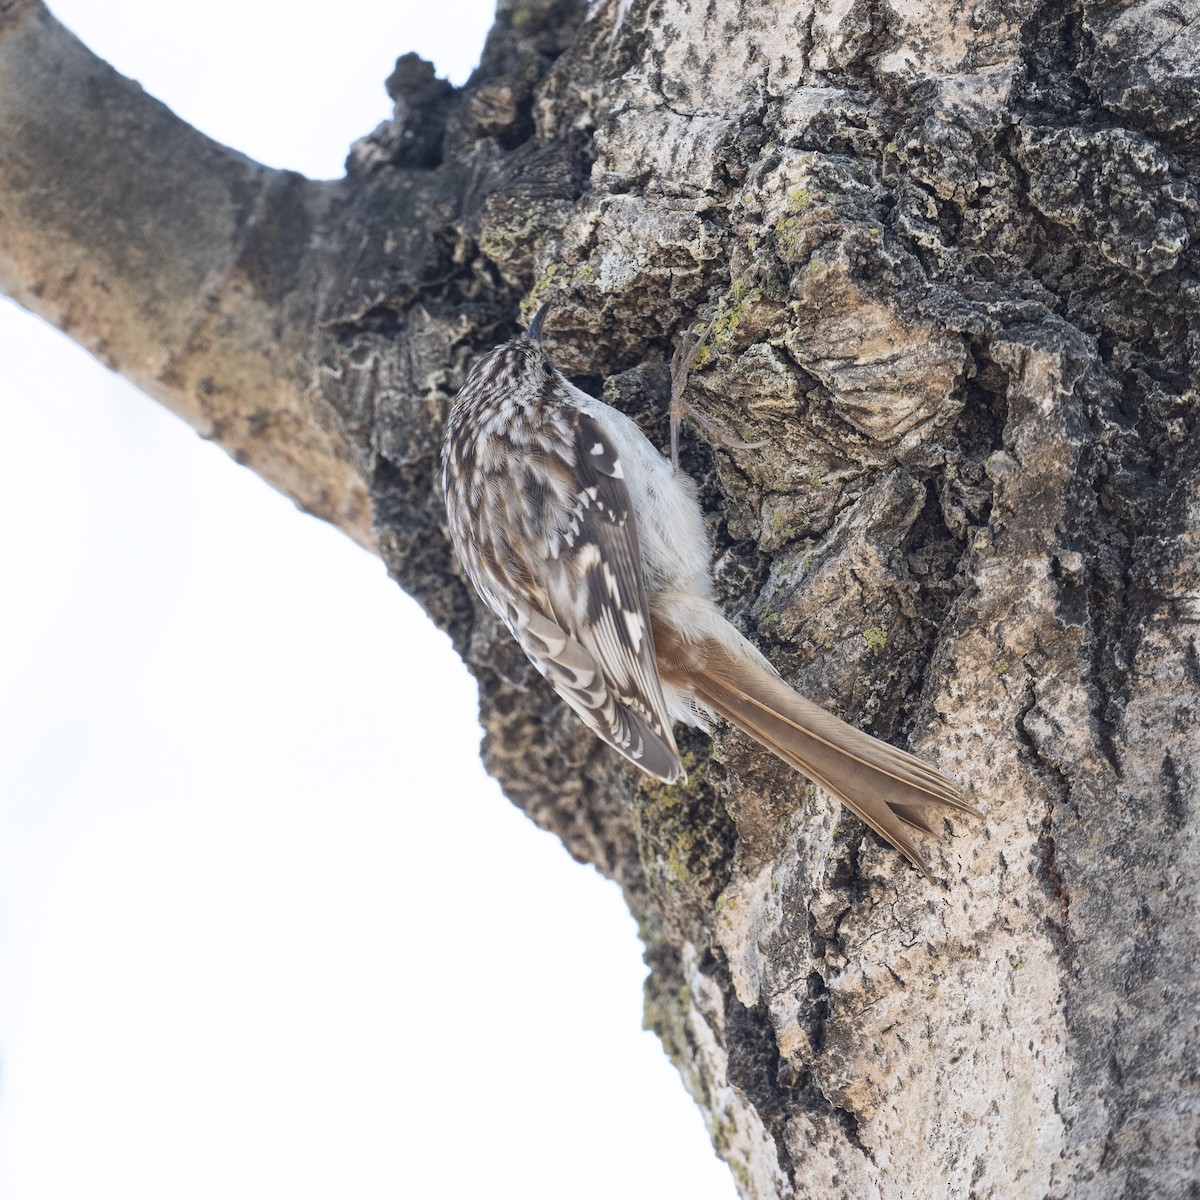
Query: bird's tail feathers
653 613 976 877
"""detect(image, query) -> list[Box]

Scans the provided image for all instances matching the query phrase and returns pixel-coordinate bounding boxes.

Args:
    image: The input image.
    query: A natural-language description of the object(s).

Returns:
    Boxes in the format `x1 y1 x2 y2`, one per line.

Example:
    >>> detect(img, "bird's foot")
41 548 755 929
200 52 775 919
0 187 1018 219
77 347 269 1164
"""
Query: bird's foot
669 320 767 469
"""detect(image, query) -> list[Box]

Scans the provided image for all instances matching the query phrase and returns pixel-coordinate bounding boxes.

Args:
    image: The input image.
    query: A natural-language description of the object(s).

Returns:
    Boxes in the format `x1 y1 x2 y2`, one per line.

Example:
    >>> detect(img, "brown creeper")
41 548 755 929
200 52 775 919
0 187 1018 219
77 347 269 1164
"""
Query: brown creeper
441 306 975 876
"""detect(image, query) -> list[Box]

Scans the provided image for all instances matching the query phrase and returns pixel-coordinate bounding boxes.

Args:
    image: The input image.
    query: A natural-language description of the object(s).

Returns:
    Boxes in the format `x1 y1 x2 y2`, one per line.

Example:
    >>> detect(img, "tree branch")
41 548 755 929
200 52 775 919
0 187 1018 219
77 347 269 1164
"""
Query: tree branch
0 0 372 546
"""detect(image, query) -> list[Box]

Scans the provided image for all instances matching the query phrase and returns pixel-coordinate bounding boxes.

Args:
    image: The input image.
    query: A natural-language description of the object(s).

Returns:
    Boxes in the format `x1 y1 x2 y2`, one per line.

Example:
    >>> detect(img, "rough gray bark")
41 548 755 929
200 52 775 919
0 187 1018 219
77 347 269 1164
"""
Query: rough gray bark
3 0 1199 1195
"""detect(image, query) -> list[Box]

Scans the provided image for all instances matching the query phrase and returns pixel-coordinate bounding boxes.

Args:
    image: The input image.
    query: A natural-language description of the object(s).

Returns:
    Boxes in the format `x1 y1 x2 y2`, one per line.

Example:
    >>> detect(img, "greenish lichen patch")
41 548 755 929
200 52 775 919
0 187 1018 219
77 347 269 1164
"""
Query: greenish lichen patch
520 258 600 324
692 279 758 368
632 748 734 917
787 185 811 210
862 625 888 651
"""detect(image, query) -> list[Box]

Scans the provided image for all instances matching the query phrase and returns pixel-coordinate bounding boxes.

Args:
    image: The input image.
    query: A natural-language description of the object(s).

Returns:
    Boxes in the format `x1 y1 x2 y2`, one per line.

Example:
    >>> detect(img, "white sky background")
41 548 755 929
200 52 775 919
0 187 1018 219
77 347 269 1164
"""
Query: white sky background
0 3 736 1197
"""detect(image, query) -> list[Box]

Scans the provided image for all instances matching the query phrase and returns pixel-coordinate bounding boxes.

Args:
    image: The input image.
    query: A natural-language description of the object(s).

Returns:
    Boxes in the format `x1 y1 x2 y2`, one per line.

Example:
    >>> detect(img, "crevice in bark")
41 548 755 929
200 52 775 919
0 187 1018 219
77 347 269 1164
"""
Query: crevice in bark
1036 801 1073 960
1016 0 1095 120
715 962 801 1183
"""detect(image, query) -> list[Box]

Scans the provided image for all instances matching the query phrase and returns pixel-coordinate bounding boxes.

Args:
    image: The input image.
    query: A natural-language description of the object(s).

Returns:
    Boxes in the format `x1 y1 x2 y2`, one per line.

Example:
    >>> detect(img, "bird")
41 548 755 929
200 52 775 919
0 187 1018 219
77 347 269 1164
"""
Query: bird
441 304 976 877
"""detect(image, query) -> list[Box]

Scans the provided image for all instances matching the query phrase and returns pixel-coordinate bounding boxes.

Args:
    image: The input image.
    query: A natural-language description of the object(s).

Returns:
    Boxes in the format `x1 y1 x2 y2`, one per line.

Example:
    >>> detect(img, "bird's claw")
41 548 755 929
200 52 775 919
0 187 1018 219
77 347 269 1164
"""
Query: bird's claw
669 320 767 467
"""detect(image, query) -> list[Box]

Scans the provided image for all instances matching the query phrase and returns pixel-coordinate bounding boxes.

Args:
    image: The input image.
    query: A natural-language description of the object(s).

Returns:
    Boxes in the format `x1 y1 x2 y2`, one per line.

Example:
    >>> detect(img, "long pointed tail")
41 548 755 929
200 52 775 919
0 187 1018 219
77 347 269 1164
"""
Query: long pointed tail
653 616 977 877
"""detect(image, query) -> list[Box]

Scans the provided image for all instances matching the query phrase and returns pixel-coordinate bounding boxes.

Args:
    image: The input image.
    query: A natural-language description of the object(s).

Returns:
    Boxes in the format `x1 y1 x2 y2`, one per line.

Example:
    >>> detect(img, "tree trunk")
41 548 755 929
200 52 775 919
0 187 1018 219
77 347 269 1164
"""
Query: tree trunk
3 0 1199 1194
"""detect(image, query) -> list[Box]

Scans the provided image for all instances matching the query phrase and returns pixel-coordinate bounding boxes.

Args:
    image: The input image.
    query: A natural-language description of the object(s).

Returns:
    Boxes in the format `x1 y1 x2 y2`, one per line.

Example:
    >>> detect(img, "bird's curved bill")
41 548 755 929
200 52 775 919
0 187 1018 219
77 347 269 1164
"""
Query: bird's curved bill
526 302 551 343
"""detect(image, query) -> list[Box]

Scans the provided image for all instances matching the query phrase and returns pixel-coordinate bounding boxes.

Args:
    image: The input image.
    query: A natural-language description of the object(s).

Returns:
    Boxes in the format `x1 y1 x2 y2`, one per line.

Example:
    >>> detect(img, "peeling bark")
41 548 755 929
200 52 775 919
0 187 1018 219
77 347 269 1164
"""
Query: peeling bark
4 0 1200 1194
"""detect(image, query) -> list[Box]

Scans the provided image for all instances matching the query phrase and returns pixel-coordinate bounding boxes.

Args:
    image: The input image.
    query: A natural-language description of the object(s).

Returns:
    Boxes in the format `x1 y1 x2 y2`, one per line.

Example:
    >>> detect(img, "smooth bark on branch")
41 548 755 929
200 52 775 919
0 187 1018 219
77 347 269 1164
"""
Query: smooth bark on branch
0 0 370 545
4 0 1200 1196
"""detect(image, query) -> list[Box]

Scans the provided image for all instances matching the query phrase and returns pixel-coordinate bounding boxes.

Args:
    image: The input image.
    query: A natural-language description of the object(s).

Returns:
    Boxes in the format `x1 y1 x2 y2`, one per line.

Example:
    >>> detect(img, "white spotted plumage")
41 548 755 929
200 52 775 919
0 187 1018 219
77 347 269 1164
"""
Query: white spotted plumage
442 308 684 781
442 306 977 876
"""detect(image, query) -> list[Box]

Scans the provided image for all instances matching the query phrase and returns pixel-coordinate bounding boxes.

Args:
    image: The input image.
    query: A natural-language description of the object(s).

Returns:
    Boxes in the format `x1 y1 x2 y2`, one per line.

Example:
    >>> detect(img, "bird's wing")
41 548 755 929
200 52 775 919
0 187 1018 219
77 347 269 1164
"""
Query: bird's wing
502 409 684 784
